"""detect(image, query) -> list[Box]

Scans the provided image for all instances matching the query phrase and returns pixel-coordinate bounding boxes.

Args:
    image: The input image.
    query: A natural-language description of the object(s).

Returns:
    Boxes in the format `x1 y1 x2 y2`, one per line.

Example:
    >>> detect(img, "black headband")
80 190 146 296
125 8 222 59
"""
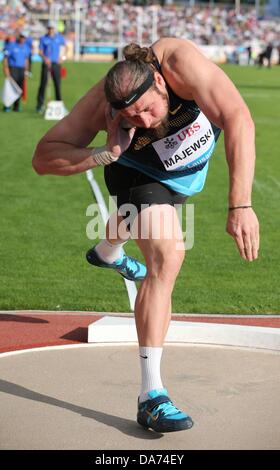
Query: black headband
110 69 154 110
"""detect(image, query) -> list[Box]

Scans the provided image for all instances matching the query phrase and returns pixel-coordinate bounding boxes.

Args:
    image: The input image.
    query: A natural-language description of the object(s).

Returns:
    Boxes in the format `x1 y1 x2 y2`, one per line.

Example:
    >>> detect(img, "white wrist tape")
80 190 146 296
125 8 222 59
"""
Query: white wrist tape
91 146 118 166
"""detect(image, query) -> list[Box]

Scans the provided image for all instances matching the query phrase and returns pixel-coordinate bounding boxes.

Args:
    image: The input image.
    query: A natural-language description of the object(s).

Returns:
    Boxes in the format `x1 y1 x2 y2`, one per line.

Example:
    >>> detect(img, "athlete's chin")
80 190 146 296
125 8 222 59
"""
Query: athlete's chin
152 111 169 129
150 120 163 128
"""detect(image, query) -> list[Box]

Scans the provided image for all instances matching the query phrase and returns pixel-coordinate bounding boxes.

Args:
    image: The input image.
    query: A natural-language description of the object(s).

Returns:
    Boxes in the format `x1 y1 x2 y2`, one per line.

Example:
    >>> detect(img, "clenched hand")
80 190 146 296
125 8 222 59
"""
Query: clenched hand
105 104 136 159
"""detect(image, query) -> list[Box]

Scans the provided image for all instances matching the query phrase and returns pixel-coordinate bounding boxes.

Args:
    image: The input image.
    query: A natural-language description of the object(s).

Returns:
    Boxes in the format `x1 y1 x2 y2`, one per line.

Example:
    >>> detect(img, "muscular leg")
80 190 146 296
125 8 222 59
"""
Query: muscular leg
131 204 185 346
130 204 193 431
100 204 183 345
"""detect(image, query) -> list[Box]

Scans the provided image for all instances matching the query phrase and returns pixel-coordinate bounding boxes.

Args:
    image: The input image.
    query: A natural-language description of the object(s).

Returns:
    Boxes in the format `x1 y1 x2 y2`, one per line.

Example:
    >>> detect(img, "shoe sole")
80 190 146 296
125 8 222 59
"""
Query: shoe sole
119 272 145 282
137 417 194 433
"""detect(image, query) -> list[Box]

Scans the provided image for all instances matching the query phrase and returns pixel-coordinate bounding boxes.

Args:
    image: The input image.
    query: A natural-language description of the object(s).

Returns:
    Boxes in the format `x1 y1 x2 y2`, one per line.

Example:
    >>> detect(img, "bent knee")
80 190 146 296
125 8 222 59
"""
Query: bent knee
146 246 185 281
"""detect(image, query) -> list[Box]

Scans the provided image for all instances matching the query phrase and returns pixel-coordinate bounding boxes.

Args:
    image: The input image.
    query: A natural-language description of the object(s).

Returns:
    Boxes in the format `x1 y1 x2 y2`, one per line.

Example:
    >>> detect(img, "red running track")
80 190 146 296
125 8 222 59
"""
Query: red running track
0 311 279 354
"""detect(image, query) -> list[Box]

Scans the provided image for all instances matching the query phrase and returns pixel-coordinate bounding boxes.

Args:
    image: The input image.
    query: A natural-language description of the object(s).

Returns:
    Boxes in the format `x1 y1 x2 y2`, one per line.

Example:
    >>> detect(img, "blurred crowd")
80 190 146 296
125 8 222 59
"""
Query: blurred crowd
0 1 279 48
84 2 280 48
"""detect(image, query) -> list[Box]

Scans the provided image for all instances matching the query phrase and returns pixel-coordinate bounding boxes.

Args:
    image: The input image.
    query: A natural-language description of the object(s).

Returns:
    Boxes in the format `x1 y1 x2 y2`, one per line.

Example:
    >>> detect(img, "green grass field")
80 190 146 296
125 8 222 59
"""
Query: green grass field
0 62 279 314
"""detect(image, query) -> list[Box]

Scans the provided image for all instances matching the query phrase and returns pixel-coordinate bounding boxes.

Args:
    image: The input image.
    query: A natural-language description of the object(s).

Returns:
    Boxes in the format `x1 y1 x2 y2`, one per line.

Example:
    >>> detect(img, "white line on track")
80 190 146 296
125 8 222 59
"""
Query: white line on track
0 310 279 318
1 342 279 359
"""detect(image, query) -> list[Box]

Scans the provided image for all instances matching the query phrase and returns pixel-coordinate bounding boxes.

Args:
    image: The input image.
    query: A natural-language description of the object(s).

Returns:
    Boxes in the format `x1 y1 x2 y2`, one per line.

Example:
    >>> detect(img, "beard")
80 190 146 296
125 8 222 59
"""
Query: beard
153 114 169 139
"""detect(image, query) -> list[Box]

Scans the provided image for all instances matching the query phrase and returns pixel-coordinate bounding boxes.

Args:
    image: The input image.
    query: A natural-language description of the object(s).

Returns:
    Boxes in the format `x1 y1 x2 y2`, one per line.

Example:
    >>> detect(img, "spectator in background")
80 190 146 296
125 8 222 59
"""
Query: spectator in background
246 45 252 65
2 31 29 112
258 42 274 68
80 43 85 60
36 21 66 113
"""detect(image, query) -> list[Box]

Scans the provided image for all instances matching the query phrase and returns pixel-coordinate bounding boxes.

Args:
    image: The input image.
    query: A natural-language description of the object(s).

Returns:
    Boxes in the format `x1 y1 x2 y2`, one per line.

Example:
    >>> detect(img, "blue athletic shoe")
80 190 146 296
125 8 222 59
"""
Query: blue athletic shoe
86 245 147 281
137 389 194 433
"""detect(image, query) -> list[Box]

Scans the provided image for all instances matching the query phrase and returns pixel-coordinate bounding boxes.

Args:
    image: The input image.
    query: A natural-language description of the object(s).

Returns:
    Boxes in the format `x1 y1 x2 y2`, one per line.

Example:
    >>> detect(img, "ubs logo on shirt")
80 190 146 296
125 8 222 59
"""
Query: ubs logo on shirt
164 137 177 149
177 121 201 141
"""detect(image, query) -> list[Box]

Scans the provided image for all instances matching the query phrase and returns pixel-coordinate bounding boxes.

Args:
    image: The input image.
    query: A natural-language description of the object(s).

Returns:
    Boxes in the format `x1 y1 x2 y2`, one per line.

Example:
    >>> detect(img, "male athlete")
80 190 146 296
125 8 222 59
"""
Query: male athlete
33 38 259 433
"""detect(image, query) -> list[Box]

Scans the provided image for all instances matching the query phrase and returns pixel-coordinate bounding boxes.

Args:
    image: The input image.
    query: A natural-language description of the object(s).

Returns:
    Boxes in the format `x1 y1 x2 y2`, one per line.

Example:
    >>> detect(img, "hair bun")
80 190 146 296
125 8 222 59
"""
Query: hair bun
123 43 154 63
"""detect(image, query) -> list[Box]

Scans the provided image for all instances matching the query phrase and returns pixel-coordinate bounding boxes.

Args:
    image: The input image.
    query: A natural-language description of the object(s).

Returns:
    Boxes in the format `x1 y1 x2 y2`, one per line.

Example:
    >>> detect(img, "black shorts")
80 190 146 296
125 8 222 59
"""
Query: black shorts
104 162 187 213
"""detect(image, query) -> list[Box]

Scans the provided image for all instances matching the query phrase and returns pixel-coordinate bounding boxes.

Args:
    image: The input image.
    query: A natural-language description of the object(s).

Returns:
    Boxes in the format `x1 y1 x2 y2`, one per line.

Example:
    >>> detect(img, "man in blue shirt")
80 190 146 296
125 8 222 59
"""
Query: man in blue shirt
3 31 29 111
36 21 66 113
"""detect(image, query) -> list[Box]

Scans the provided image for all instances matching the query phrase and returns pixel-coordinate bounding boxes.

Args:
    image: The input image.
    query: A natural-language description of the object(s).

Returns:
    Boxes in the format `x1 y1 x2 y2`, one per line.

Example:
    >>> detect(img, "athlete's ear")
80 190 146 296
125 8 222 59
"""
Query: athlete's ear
154 71 165 87
153 71 166 93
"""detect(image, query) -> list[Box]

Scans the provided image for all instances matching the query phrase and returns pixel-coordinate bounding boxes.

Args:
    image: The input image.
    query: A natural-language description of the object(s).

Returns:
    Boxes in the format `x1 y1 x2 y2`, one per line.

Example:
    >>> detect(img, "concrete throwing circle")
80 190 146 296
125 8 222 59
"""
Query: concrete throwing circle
0 344 280 450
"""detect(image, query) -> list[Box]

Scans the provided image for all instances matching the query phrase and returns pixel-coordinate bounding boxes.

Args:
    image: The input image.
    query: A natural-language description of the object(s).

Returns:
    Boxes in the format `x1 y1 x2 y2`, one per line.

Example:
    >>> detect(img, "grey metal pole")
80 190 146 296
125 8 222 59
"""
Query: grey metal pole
152 6 158 44
137 7 143 46
118 5 124 61
235 0 241 15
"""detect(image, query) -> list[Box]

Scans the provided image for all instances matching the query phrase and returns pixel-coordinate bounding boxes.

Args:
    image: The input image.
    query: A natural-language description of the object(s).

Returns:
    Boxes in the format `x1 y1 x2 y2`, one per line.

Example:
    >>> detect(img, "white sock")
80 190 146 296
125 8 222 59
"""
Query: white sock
95 239 127 264
139 346 164 403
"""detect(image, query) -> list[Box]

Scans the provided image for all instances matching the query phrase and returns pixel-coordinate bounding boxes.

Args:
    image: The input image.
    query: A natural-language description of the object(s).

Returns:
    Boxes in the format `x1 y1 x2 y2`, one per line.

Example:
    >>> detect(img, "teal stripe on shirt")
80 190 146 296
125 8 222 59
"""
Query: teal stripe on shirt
118 155 210 196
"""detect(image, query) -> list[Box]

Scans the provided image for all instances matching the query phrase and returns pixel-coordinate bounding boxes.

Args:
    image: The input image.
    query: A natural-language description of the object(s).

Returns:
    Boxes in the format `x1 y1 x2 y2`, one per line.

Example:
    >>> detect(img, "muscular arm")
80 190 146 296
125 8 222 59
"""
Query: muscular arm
32 79 107 176
155 38 259 260
33 78 135 175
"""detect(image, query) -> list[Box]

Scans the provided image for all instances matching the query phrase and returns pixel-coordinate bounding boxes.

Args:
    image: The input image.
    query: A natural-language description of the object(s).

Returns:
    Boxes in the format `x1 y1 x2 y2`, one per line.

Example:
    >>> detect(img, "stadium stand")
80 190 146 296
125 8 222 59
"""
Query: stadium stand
0 1 279 60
